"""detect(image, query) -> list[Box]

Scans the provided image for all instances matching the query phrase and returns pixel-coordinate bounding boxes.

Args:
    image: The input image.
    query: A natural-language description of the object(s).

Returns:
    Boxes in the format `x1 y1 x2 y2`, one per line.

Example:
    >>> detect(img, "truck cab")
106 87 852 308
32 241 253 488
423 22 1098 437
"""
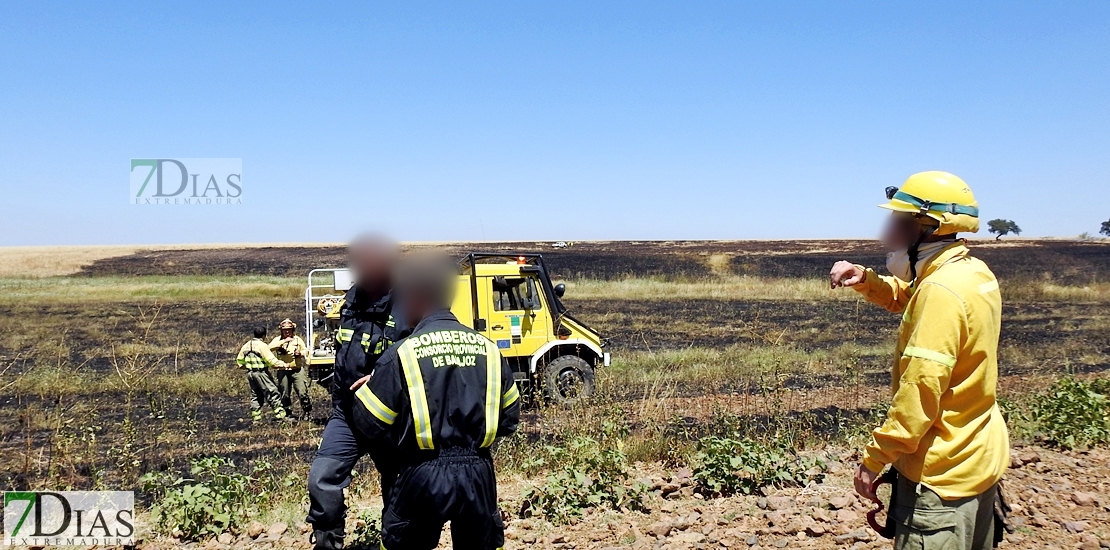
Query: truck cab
304 253 609 404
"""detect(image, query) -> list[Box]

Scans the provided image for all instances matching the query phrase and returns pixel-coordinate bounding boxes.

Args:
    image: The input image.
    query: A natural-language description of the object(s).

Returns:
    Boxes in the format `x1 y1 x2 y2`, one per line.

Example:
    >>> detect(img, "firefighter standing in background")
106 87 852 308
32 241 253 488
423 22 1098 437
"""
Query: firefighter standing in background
236 326 289 422
830 172 1009 550
351 251 520 550
270 318 312 420
307 235 409 550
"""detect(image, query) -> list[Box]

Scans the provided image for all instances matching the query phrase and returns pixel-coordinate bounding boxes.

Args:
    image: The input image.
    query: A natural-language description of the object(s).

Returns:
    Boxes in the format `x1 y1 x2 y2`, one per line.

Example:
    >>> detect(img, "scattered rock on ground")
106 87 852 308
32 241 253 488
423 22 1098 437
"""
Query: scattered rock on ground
138 444 1110 550
648 521 672 537
1065 520 1090 533
246 521 265 539
828 495 854 510
1073 491 1098 506
766 496 794 511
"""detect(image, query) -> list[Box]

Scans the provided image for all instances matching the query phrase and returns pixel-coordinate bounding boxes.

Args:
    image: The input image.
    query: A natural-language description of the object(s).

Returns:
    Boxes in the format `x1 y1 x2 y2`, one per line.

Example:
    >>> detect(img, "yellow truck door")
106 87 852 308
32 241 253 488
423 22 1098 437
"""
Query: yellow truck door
477 274 550 358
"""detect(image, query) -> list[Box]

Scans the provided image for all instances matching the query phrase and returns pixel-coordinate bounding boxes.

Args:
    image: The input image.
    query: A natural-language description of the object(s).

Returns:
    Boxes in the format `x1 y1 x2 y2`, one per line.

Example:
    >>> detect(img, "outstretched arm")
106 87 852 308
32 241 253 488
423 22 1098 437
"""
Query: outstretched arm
830 261 912 313
257 344 288 369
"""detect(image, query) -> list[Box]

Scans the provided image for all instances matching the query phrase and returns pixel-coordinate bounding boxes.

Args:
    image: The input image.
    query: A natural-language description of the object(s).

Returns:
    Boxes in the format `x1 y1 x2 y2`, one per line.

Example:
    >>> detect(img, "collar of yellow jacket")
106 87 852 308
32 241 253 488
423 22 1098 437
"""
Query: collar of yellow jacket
914 240 969 285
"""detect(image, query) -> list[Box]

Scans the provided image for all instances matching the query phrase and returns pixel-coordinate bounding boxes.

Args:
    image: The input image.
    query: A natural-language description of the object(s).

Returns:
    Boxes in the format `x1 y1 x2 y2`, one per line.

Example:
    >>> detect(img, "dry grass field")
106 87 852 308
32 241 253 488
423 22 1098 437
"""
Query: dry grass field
2 239 1110 549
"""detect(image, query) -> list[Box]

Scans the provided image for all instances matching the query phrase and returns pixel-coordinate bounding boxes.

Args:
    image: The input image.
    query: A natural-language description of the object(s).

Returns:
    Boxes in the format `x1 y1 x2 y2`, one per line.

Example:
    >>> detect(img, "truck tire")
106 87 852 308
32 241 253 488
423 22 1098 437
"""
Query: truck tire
543 355 595 405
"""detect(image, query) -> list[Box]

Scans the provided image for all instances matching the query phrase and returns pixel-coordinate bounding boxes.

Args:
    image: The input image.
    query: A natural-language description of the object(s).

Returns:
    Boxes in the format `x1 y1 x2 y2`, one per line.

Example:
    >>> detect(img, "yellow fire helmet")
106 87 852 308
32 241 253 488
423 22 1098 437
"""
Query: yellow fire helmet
278 318 296 330
880 171 980 235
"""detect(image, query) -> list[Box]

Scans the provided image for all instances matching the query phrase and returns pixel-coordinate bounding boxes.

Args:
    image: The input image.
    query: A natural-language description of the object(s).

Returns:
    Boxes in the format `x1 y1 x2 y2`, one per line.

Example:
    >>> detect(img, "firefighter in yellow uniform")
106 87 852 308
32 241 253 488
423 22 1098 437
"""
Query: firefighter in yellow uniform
236 326 289 421
270 319 313 420
830 172 1009 550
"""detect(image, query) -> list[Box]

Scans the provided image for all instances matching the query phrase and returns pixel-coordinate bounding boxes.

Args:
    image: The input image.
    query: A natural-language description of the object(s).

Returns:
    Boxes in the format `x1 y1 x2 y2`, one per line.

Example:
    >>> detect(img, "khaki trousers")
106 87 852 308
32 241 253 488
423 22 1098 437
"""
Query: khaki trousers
892 475 997 550
274 367 312 414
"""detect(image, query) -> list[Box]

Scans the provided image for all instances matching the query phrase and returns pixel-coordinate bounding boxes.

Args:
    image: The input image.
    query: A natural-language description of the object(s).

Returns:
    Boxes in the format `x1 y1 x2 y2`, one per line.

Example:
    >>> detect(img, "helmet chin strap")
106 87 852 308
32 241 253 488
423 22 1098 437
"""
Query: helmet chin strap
907 225 937 283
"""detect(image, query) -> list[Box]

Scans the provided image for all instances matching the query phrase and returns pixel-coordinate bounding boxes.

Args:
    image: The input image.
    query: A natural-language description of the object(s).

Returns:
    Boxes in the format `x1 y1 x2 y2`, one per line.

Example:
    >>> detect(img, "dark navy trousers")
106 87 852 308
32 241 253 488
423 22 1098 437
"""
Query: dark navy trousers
306 401 395 533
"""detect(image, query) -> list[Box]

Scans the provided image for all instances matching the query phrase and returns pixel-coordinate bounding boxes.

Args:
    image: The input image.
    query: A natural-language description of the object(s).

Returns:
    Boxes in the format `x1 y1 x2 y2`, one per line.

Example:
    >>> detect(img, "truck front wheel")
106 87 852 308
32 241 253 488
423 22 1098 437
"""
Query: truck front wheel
542 355 596 405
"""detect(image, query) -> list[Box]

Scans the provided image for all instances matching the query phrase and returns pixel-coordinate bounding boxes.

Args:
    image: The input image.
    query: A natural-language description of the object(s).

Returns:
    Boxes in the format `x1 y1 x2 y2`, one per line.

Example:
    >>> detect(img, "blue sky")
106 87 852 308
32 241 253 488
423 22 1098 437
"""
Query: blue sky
1 2 1108 245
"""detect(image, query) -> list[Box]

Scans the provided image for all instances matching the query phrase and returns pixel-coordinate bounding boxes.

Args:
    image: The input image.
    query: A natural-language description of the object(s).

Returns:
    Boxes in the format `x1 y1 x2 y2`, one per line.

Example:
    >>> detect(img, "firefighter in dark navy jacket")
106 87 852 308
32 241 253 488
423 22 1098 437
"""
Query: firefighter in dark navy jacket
351 251 520 550
307 235 410 550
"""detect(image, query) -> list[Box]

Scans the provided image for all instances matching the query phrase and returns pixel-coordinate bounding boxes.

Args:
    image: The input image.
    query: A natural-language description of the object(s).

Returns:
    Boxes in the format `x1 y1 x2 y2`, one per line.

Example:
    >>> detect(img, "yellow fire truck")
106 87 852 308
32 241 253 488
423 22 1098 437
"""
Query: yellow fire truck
304 253 609 404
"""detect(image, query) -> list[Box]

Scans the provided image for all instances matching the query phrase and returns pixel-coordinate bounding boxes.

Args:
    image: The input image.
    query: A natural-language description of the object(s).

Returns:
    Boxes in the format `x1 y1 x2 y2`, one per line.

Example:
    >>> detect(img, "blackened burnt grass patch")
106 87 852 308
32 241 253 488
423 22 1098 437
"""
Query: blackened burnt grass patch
2 240 1110 537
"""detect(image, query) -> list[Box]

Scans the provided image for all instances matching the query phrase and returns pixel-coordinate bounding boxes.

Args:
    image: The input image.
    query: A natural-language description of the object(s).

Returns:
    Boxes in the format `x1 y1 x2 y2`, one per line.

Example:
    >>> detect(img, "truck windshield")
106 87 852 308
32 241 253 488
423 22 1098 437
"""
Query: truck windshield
491 277 542 311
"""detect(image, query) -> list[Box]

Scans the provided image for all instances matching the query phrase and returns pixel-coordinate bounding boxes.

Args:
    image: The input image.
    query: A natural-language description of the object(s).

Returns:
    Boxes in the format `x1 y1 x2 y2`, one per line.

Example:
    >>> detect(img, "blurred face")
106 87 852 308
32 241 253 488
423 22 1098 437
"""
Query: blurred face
392 251 455 327
880 213 922 252
280 328 294 338
400 294 429 329
348 236 397 293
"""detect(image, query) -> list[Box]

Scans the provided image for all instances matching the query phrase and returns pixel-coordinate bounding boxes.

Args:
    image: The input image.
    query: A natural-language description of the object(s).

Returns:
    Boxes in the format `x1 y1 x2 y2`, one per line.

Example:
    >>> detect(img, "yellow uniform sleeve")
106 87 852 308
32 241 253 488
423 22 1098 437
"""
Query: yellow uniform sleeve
267 337 285 351
851 266 913 314
863 282 964 473
257 343 288 369
235 344 248 367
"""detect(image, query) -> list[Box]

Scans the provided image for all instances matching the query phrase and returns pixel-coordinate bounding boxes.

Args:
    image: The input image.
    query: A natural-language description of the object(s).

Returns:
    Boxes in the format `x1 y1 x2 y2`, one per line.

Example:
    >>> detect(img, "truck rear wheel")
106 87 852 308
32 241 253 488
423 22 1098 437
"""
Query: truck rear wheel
543 355 595 405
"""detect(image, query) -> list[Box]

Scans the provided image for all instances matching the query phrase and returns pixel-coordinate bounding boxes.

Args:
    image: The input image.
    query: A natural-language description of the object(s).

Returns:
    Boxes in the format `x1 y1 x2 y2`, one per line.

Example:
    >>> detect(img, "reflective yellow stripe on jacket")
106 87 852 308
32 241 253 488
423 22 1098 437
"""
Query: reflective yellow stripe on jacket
355 385 398 426
336 328 354 344
502 383 520 409
480 341 502 448
398 341 435 450
902 346 957 368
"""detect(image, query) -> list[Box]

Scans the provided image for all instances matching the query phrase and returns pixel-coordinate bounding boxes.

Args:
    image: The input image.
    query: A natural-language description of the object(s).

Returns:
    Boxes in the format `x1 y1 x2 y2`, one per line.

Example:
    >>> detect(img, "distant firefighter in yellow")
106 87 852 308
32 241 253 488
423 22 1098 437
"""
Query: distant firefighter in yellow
236 326 288 421
270 318 313 421
830 172 1010 549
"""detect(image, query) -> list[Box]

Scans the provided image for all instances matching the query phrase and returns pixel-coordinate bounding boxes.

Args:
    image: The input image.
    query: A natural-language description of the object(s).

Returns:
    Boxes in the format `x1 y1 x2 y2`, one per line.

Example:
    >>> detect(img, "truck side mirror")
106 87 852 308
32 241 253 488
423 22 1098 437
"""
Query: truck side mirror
523 278 539 309
554 283 566 298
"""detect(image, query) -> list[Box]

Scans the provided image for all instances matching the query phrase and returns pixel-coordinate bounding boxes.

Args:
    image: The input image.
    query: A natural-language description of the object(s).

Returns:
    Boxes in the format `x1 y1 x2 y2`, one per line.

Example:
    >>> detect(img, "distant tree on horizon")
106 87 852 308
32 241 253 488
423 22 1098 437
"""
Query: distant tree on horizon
987 219 1022 240
1101 219 1110 238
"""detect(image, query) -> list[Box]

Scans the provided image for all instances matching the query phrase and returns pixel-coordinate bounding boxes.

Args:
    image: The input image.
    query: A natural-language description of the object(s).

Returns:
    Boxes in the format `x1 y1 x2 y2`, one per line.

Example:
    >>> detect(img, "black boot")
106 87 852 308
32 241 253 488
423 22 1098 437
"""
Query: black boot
310 528 344 550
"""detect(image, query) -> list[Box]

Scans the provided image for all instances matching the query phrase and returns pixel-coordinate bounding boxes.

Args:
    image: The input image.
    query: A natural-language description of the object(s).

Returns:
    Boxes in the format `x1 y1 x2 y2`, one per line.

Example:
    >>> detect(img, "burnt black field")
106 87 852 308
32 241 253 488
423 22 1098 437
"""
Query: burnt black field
77 239 1110 285
47 238 1110 370
3 239 1109 492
